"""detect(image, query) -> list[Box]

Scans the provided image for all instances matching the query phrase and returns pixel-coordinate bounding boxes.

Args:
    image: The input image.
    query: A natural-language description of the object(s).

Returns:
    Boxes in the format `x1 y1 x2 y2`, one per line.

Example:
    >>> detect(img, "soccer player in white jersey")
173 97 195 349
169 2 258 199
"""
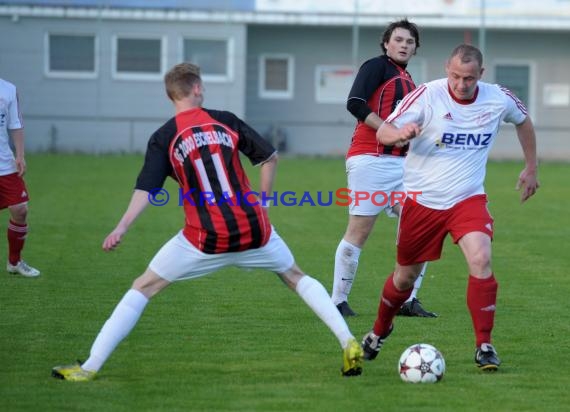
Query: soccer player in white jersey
361 44 539 371
0 78 40 277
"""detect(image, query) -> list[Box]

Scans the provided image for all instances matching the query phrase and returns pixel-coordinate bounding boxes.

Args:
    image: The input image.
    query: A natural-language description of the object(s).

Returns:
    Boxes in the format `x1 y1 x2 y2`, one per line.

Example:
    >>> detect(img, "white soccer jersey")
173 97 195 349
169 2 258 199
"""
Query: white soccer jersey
0 78 23 176
387 78 527 210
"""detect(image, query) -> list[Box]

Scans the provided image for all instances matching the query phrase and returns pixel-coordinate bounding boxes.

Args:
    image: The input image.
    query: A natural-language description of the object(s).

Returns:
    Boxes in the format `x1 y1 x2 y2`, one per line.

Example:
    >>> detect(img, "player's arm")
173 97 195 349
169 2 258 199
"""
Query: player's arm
103 125 173 251
376 84 426 146
259 152 278 207
376 121 420 146
346 58 385 130
102 189 151 251
9 128 26 176
514 116 539 202
8 87 26 176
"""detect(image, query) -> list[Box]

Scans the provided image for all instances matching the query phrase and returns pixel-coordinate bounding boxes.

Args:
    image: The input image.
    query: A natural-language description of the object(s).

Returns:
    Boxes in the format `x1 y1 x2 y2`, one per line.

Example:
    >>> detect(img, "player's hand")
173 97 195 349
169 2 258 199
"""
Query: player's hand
395 123 421 147
15 157 26 177
516 167 539 203
102 227 127 251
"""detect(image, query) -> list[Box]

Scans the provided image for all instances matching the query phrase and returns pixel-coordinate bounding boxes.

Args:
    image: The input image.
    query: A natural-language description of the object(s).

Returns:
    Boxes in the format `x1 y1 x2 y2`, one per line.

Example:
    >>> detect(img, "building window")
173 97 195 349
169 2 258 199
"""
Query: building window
495 64 530 108
183 38 233 82
259 54 294 99
45 33 97 78
113 36 165 80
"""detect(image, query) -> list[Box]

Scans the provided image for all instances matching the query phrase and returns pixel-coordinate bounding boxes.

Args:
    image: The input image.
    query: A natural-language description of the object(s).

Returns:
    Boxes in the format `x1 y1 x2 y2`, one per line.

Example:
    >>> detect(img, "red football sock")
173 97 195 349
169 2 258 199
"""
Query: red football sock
373 273 413 336
467 274 498 347
7 220 28 265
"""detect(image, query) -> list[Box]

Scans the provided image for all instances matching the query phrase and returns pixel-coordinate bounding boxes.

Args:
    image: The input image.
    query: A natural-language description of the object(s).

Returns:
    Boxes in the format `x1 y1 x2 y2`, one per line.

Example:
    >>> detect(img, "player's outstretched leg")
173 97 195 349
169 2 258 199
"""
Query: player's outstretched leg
51 289 149 381
294 274 363 376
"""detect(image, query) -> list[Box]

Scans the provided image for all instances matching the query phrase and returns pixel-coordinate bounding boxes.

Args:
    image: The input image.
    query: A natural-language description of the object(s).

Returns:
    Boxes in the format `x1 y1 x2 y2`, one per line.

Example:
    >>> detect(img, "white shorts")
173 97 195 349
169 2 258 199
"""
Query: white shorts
149 226 295 282
346 154 405 216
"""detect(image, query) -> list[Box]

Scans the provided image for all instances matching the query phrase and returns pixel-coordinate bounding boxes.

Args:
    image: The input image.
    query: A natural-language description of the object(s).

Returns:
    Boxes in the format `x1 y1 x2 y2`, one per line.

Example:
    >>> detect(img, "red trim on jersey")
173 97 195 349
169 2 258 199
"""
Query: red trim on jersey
500 86 528 115
448 84 479 105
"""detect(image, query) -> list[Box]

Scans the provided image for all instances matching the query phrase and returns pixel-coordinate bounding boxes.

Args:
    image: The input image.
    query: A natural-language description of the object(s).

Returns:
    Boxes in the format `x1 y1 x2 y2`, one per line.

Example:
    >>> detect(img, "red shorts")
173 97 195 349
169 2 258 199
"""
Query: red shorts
396 194 493 266
0 173 30 209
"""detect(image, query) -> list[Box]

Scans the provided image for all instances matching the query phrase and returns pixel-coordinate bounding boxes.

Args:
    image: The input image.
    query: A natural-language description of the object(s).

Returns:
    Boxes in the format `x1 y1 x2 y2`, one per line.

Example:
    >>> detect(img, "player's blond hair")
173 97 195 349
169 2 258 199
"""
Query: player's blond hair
164 63 201 101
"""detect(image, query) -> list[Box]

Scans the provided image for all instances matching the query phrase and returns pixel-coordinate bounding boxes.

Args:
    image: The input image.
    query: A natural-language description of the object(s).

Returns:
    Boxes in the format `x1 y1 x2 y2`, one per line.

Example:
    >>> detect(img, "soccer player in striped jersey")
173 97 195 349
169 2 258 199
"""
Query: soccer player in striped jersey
0 78 40 278
332 19 436 318
52 62 363 381
361 44 539 371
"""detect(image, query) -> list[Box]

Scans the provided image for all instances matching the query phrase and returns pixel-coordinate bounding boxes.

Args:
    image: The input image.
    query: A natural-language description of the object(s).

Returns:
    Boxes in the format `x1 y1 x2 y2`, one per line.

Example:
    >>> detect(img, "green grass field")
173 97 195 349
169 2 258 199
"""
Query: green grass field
1 155 569 411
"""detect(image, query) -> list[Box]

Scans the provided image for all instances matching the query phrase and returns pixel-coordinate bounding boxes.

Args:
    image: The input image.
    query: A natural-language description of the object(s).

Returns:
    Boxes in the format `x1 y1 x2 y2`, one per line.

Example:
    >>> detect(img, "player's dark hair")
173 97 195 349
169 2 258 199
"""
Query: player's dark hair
449 44 483 67
381 18 420 54
164 63 201 101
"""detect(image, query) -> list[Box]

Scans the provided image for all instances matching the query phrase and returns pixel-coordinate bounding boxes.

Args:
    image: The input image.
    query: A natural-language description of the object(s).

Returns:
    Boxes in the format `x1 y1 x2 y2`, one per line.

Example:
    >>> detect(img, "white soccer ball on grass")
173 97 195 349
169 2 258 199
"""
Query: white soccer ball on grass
398 343 445 383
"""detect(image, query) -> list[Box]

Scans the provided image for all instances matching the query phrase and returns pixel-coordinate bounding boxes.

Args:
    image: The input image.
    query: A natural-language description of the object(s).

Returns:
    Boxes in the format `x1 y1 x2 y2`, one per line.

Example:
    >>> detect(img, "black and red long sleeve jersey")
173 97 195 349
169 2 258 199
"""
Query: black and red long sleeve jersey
346 55 416 158
136 107 276 254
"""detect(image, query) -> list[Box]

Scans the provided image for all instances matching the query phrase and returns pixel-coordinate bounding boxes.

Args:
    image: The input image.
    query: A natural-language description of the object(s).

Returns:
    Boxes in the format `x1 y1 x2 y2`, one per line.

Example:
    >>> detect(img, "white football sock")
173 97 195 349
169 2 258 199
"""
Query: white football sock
406 262 428 302
296 275 354 348
81 289 149 372
331 239 361 305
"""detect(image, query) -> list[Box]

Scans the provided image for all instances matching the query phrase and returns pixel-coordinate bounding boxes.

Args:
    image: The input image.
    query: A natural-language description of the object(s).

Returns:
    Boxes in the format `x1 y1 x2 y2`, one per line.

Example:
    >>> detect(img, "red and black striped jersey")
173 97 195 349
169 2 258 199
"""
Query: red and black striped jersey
135 107 276 254
346 55 416 158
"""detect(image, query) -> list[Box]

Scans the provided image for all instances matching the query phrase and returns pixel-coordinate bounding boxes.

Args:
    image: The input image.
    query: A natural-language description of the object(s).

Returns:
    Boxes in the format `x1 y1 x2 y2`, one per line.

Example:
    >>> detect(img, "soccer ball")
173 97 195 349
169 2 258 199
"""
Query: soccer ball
398 343 445 383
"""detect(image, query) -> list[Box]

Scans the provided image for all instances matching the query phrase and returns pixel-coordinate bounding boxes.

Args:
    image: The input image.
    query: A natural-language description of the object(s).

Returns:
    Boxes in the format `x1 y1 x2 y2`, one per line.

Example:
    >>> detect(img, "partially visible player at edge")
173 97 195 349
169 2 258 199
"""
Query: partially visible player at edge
51 62 364 381
332 18 436 318
0 78 40 278
361 44 539 371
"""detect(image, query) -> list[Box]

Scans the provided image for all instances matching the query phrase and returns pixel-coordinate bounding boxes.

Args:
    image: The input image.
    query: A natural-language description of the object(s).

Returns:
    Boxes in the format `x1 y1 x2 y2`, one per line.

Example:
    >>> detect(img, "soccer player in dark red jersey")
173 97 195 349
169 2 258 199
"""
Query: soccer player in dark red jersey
52 62 363 381
331 19 435 318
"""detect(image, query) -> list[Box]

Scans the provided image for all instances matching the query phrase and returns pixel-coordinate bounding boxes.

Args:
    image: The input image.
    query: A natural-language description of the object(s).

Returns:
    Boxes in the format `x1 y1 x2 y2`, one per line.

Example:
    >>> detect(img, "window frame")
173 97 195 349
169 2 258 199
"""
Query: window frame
258 54 294 100
111 34 167 81
44 32 99 79
180 36 234 83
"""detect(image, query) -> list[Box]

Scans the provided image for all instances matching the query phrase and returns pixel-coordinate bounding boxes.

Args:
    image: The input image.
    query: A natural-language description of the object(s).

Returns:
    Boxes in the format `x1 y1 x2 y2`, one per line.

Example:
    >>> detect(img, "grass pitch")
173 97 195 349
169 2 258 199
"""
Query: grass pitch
0 155 568 411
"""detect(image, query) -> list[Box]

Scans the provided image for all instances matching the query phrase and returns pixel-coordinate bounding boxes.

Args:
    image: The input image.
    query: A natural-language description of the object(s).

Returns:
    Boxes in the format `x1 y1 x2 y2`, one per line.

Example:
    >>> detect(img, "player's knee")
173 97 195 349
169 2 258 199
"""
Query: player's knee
278 264 304 290
8 203 28 223
132 270 169 298
468 248 491 271
394 266 421 290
